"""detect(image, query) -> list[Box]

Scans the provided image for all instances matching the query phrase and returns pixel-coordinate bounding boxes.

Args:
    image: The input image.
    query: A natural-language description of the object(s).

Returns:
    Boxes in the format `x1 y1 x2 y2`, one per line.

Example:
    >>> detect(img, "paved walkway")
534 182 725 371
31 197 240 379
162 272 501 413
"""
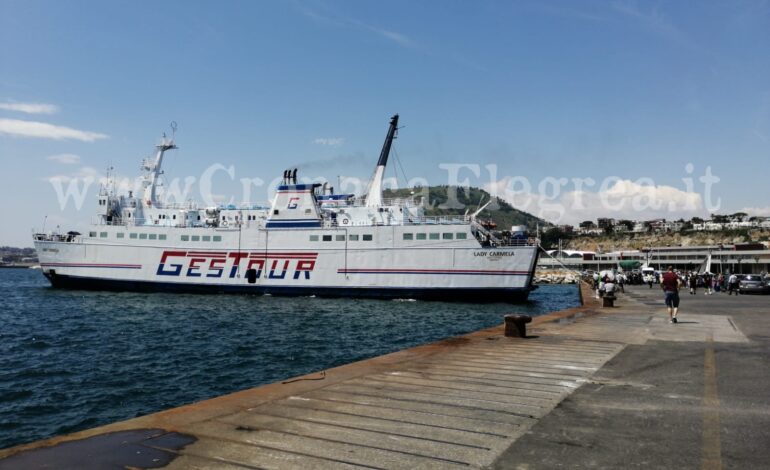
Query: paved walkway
1 284 768 469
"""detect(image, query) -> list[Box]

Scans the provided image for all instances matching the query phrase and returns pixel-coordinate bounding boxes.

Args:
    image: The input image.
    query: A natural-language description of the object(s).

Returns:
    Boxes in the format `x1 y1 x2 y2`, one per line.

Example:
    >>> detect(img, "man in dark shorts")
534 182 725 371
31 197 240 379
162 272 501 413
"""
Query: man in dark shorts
661 266 681 323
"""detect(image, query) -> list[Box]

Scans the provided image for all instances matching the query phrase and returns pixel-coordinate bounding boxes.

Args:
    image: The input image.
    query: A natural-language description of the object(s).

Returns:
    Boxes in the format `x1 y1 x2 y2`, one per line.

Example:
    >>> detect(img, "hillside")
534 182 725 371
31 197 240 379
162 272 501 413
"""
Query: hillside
383 185 545 231
562 229 770 252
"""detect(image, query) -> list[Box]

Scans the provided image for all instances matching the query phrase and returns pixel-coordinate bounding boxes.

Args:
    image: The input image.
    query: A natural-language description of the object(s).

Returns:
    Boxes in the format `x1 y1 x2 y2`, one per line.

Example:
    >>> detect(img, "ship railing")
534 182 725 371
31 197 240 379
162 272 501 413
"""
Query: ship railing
33 232 79 243
150 201 200 210
321 215 471 228
338 197 422 208
403 215 471 225
90 216 196 228
475 237 539 248
215 203 272 211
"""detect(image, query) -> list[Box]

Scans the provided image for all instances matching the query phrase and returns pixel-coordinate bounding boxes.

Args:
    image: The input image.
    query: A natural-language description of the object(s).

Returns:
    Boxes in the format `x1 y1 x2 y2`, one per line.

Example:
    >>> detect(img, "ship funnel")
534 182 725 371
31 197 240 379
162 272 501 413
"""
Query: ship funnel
365 114 399 208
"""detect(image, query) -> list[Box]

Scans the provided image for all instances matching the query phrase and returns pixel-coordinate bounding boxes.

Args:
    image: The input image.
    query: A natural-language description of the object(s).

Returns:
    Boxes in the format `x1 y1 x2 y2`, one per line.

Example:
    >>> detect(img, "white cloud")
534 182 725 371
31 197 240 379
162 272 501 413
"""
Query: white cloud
46 153 81 165
296 5 419 50
46 166 103 184
610 1 695 49
0 101 59 114
740 206 770 217
485 177 707 225
0 118 108 142
313 137 344 147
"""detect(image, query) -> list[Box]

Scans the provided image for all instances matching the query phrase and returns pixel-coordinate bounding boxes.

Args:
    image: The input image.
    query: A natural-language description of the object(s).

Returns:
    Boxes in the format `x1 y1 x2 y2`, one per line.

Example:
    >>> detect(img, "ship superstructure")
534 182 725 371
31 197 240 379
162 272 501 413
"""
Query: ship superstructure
34 115 539 301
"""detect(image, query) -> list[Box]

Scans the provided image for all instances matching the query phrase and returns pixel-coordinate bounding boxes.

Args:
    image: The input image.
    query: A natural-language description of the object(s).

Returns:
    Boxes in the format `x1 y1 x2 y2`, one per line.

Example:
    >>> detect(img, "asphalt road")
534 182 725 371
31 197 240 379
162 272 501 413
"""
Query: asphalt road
491 285 770 469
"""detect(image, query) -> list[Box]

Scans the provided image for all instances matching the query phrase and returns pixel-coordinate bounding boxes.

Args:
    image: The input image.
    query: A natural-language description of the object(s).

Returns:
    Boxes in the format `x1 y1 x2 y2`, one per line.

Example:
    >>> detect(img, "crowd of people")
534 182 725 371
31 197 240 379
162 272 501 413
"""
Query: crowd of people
651 271 745 296
586 266 757 325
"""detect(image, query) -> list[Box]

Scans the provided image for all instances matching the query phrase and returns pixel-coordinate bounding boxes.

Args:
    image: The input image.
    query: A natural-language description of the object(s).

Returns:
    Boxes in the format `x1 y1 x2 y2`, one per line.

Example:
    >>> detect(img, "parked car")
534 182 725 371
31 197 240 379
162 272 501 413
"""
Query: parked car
738 275 770 294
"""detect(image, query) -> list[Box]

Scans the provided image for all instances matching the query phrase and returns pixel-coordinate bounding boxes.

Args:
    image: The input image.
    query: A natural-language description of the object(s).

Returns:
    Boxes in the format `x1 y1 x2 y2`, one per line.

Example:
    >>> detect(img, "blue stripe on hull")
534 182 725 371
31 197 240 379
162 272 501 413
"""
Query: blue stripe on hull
43 273 533 302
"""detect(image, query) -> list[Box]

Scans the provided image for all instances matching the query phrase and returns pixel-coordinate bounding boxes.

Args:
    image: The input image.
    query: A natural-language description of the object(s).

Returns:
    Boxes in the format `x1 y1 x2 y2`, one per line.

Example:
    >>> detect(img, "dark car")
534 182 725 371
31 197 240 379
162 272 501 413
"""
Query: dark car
738 275 770 294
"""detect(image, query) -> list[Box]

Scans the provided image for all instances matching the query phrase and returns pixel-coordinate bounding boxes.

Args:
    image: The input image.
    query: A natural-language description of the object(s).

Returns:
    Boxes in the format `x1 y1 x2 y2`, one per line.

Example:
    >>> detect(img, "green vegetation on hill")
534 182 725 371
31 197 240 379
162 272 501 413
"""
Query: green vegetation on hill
383 185 545 231
562 229 770 252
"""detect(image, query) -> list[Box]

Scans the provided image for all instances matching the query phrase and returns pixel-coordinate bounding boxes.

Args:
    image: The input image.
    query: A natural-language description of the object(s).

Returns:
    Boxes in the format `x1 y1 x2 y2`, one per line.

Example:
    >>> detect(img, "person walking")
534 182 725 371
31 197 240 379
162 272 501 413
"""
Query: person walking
593 272 600 299
728 273 739 295
661 266 682 323
703 273 713 295
689 273 697 295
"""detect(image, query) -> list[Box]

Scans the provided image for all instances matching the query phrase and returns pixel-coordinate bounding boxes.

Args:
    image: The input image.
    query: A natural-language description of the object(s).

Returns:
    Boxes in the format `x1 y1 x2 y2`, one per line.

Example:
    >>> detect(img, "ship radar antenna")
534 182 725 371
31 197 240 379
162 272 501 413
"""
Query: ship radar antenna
170 121 177 138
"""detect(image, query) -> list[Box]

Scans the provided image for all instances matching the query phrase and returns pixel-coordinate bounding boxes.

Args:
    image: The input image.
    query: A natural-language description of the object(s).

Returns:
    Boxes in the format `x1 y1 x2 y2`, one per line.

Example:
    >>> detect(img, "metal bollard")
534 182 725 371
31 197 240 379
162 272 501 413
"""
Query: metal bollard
504 314 532 338
602 293 616 307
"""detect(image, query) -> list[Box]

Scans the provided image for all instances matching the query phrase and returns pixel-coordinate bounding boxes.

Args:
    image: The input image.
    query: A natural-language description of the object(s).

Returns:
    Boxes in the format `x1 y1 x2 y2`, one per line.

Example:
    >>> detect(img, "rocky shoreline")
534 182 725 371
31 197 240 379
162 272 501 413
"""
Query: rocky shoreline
534 269 581 284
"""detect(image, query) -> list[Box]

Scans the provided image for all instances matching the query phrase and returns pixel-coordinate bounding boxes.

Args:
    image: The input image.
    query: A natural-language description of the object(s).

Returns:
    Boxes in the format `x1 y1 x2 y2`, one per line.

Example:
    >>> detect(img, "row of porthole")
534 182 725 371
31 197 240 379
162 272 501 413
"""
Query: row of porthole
89 231 226 242
310 234 373 242
403 232 468 241
90 232 168 241
180 235 223 242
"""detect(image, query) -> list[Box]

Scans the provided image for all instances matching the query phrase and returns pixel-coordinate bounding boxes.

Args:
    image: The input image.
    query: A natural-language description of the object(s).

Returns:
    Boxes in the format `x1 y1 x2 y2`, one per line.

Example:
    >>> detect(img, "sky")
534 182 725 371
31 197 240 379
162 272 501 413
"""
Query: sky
1 0 769 246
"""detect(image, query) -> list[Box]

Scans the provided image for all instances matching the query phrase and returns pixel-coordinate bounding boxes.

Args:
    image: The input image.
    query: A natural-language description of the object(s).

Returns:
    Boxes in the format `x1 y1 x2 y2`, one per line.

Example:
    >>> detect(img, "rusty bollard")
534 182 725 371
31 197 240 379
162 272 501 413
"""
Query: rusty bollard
504 314 532 338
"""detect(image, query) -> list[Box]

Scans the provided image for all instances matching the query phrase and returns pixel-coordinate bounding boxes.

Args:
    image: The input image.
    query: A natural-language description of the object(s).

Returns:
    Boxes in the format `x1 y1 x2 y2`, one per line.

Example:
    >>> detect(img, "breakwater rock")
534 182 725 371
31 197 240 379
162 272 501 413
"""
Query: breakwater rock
534 270 580 284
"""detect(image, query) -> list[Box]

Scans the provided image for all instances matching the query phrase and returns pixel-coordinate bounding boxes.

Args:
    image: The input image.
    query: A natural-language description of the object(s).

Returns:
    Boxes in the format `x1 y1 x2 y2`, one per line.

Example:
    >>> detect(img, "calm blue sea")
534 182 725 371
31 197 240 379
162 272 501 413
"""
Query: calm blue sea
0 268 579 450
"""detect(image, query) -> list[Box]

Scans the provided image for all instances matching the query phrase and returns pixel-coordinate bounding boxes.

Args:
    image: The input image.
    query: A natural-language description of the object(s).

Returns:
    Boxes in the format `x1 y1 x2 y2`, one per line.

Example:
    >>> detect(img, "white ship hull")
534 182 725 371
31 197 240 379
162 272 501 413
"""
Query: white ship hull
33 116 541 302
35 225 538 301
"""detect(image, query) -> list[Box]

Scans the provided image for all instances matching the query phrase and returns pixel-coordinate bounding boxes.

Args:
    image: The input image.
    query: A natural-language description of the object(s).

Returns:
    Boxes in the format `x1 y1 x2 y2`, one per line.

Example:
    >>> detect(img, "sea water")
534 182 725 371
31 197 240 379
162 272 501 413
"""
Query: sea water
0 268 579 449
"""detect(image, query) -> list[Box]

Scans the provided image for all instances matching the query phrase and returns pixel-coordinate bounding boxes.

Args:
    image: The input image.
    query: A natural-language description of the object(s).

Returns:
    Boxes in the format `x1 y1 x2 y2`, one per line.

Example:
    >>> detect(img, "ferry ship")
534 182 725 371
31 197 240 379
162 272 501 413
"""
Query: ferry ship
33 116 539 301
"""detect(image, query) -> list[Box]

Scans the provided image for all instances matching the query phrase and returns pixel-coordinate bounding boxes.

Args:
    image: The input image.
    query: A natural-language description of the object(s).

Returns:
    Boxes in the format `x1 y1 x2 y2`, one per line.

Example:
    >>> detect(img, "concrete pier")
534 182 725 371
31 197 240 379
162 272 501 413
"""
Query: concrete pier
2 283 768 469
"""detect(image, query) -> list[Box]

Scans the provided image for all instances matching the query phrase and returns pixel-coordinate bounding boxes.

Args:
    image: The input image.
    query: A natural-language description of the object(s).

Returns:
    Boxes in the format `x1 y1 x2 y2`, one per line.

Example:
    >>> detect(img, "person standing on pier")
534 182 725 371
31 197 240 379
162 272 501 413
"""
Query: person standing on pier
661 266 682 323
728 273 739 295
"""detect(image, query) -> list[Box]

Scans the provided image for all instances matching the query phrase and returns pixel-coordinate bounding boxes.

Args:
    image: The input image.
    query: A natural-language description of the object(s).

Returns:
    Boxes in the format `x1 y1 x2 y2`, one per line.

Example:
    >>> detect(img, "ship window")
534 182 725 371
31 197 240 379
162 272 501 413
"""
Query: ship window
335 234 345 241
322 235 332 242
222 216 226 221
213 235 222 242
456 232 467 240
149 234 157 240
363 234 373 241
197 215 201 220
429 233 439 240
192 235 200 242
128 213 131 218
89 231 96 237
117 232 125 239
309 235 319 241
202 235 211 242
181 235 189 241
172 215 176 220
273 209 279 215
139 233 148 240
348 234 359 241
416 233 426 240
130 233 138 239
442 233 453 240
403 233 413 240
305 209 311 215
100 232 108 238
159 234 167 240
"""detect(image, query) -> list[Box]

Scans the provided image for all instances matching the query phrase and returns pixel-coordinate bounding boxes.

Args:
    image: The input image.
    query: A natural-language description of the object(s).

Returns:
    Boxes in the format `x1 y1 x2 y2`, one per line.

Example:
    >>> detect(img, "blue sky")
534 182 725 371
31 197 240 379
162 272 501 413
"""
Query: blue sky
1 0 769 246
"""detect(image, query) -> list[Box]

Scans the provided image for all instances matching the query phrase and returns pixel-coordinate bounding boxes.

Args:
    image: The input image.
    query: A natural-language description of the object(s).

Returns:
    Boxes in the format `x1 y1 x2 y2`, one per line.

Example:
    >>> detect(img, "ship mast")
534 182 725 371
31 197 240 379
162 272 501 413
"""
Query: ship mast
141 122 177 206
365 114 399 207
